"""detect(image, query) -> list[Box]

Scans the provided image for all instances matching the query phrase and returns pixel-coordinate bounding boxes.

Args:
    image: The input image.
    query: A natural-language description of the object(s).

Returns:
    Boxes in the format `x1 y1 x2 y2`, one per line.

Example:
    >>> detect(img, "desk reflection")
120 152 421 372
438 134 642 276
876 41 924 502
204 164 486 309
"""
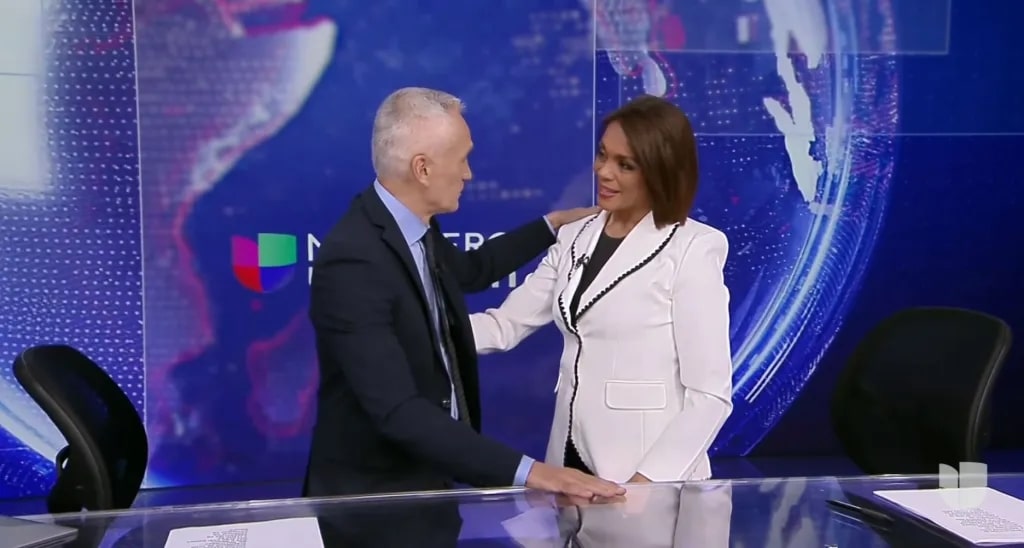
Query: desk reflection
502 483 733 547
316 498 462 548
93 500 462 548
28 474 1024 547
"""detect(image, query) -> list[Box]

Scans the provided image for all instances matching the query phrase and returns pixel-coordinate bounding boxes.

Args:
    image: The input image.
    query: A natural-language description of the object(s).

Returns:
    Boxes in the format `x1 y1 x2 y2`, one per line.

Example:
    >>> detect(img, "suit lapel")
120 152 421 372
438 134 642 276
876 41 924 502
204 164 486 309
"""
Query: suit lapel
359 186 481 424
359 187 432 318
569 212 681 327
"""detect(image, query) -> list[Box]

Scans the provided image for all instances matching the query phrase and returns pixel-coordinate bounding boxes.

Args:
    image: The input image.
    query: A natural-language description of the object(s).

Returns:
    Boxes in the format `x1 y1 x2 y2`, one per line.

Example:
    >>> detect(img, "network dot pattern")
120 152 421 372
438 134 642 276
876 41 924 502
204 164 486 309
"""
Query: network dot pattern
0 0 144 433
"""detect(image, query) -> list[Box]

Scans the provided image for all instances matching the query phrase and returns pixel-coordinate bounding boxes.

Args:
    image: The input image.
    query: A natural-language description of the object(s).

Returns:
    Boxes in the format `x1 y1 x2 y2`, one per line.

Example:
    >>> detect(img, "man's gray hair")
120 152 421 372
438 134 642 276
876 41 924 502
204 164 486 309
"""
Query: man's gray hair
371 87 465 179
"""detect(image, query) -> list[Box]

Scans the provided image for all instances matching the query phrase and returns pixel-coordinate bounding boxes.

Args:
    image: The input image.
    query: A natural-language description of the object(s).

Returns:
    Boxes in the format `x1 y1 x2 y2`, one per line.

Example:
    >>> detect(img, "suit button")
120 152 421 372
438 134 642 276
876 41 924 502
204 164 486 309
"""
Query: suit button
441 399 451 410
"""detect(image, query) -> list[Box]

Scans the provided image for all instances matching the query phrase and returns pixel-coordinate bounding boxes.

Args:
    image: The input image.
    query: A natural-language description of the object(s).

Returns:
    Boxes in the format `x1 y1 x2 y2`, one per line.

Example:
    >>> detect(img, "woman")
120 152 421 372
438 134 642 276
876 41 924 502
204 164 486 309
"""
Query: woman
471 95 733 483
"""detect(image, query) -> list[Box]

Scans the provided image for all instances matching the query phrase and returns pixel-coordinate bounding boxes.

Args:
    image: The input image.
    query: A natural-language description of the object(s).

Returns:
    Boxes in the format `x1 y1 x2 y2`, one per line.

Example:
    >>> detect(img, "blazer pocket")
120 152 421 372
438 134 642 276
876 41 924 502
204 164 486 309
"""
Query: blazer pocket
604 381 668 410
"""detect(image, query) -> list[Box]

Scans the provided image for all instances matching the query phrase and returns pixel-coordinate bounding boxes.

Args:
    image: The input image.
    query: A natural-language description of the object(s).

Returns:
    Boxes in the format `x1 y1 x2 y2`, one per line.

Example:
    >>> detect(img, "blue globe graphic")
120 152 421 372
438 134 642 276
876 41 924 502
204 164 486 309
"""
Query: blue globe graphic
593 0 899 453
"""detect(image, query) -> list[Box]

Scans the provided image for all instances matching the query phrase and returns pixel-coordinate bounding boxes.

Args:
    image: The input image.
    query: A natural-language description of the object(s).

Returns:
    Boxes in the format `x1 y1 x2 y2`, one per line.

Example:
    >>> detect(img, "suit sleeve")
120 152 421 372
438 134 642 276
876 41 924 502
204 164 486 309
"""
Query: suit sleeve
439 218 556 293
310 251 525 487
469 230 564 353
635 230 734 481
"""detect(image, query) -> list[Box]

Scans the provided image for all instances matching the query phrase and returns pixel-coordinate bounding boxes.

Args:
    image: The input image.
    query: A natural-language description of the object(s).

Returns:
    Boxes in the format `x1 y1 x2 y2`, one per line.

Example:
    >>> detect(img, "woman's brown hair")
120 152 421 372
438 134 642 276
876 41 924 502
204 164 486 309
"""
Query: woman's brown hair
601 95 699 227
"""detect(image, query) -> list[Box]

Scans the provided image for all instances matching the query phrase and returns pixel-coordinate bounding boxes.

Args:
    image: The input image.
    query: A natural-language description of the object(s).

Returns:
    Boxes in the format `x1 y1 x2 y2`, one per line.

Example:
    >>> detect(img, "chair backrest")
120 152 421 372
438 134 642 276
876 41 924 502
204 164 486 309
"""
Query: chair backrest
831 307 1012 475
13 345 148 512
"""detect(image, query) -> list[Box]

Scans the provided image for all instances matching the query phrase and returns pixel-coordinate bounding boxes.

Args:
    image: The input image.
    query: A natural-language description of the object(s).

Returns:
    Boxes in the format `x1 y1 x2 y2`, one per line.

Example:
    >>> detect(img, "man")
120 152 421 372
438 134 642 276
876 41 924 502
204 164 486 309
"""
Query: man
303 87 625 500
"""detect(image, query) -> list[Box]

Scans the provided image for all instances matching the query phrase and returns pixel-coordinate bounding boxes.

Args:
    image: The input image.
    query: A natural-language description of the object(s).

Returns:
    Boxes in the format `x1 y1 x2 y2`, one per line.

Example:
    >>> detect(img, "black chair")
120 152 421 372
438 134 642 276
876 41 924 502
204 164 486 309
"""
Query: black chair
831 307 1012 476
13 345 148 513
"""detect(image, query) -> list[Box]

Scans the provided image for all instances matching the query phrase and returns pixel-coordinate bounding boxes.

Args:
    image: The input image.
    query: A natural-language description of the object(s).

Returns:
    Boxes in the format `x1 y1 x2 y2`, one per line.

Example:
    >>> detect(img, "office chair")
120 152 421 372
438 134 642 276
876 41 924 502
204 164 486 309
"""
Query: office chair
831 307 1012 475
13 345 148 513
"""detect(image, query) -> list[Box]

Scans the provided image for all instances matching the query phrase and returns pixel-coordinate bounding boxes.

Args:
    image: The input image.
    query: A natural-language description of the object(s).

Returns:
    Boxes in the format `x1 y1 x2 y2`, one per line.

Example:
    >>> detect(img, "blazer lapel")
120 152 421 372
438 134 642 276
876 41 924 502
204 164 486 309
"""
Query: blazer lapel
573 212 681 325
556 212 605 332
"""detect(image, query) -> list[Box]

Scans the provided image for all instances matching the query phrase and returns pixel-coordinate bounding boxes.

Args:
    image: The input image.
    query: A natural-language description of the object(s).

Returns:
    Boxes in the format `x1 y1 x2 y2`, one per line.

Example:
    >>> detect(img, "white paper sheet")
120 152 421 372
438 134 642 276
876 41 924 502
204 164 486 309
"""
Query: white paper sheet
874 487 1024 545
163 517 323 548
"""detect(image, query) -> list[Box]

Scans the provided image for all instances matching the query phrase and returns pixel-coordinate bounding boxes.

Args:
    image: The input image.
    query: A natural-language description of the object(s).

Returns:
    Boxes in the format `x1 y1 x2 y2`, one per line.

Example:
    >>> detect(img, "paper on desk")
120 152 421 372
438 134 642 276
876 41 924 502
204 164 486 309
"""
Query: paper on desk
874 487 1024 545
163 517 323 548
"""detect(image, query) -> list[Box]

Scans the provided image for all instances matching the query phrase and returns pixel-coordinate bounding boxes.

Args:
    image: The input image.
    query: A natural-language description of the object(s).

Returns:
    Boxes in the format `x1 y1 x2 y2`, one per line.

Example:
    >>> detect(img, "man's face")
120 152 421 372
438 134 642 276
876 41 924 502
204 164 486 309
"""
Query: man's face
419 111 473 215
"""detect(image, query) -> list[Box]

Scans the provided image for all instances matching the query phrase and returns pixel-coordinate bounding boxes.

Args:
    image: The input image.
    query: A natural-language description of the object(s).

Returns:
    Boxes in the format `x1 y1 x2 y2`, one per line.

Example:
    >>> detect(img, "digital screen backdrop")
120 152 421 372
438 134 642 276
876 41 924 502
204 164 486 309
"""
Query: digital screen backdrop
1 0 1021 497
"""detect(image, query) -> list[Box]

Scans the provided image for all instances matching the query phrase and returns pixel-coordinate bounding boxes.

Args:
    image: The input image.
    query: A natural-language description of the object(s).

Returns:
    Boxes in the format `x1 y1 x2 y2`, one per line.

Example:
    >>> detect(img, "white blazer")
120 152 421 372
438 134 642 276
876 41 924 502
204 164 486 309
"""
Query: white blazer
471 210 733 482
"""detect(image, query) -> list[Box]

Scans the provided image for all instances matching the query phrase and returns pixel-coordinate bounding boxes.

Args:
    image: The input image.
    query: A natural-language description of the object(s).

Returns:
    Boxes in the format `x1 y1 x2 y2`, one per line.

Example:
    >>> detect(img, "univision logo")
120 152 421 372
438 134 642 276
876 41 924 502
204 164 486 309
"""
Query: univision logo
230 233 298 293
938 462 989 509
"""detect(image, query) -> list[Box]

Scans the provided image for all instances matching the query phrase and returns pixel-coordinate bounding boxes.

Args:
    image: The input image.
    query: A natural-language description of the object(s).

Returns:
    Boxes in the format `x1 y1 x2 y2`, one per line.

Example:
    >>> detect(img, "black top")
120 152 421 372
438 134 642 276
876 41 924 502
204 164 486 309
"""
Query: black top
570 230 624 322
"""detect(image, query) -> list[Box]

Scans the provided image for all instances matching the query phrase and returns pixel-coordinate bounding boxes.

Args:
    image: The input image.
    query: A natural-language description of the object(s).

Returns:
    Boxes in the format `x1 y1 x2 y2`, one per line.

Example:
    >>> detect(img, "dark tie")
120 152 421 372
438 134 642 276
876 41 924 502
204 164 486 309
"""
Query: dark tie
422 230 471 424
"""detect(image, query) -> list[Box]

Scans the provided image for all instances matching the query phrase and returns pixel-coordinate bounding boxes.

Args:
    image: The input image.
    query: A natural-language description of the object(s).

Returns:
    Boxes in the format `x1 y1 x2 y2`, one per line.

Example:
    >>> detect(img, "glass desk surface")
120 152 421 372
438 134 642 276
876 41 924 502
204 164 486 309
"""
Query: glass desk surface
17 473 1024 547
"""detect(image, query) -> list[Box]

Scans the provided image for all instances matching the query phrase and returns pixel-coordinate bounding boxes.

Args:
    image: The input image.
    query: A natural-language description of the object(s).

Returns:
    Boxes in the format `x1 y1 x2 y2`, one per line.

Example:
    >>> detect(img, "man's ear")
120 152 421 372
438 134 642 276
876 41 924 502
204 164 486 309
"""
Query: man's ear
411 154 430 185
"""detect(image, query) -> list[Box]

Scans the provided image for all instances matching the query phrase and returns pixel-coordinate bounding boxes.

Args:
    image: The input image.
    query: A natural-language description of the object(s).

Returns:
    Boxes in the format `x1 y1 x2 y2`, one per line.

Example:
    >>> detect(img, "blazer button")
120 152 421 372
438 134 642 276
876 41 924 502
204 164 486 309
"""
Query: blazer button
441 399 451 410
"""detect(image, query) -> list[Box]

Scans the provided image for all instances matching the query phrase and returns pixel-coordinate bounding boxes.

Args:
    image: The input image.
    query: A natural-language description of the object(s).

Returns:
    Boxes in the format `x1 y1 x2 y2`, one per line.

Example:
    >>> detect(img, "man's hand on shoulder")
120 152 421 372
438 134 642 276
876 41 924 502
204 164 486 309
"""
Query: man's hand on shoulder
544 206 601 230
524 461 625 500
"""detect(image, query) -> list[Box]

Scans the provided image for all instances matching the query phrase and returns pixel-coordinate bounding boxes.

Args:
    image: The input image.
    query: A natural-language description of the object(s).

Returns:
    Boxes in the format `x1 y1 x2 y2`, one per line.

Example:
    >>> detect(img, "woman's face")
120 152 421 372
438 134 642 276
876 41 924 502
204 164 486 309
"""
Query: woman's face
594 121 650 216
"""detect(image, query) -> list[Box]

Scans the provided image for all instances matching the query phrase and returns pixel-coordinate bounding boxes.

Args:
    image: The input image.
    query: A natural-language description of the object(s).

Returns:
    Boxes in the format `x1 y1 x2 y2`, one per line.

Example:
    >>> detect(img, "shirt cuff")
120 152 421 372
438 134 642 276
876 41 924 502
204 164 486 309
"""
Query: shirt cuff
514 456 535 486
543 216 556 235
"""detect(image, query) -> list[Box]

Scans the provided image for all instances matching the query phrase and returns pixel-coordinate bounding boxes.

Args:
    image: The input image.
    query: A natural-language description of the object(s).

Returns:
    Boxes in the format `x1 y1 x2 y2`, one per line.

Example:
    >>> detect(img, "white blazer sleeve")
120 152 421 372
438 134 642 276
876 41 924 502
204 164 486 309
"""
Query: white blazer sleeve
469 235 563 354
636 229 734 480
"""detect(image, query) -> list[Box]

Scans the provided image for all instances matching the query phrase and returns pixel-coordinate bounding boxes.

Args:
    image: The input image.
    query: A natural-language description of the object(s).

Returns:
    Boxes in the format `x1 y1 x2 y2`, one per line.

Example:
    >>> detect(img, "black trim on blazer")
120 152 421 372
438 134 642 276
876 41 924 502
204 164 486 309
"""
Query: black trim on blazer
557 215 599 333
554 215 681 471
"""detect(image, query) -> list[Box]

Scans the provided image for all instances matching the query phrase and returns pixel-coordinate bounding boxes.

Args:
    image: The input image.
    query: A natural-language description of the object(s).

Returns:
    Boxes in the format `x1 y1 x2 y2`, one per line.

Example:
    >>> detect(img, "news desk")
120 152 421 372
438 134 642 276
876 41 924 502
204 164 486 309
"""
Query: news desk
19 474 1024 547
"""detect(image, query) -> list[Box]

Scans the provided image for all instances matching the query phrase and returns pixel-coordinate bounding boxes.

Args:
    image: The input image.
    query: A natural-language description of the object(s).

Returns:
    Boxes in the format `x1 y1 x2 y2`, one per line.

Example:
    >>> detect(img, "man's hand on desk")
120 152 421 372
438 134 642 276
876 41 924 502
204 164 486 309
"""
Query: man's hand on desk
519 490 625 511
525 461 626 500
553 493 627 507
544 206 601 230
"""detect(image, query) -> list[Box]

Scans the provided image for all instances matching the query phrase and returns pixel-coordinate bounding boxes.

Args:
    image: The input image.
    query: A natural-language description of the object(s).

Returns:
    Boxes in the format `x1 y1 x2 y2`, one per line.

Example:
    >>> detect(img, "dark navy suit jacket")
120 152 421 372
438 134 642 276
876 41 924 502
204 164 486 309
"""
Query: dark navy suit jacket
303 185 555 496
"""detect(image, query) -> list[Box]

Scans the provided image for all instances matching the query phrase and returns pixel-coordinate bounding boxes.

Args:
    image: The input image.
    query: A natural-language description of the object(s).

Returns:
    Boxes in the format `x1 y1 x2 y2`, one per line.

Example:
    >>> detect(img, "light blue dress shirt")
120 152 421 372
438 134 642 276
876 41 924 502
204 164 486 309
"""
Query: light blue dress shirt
374 181 534 487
